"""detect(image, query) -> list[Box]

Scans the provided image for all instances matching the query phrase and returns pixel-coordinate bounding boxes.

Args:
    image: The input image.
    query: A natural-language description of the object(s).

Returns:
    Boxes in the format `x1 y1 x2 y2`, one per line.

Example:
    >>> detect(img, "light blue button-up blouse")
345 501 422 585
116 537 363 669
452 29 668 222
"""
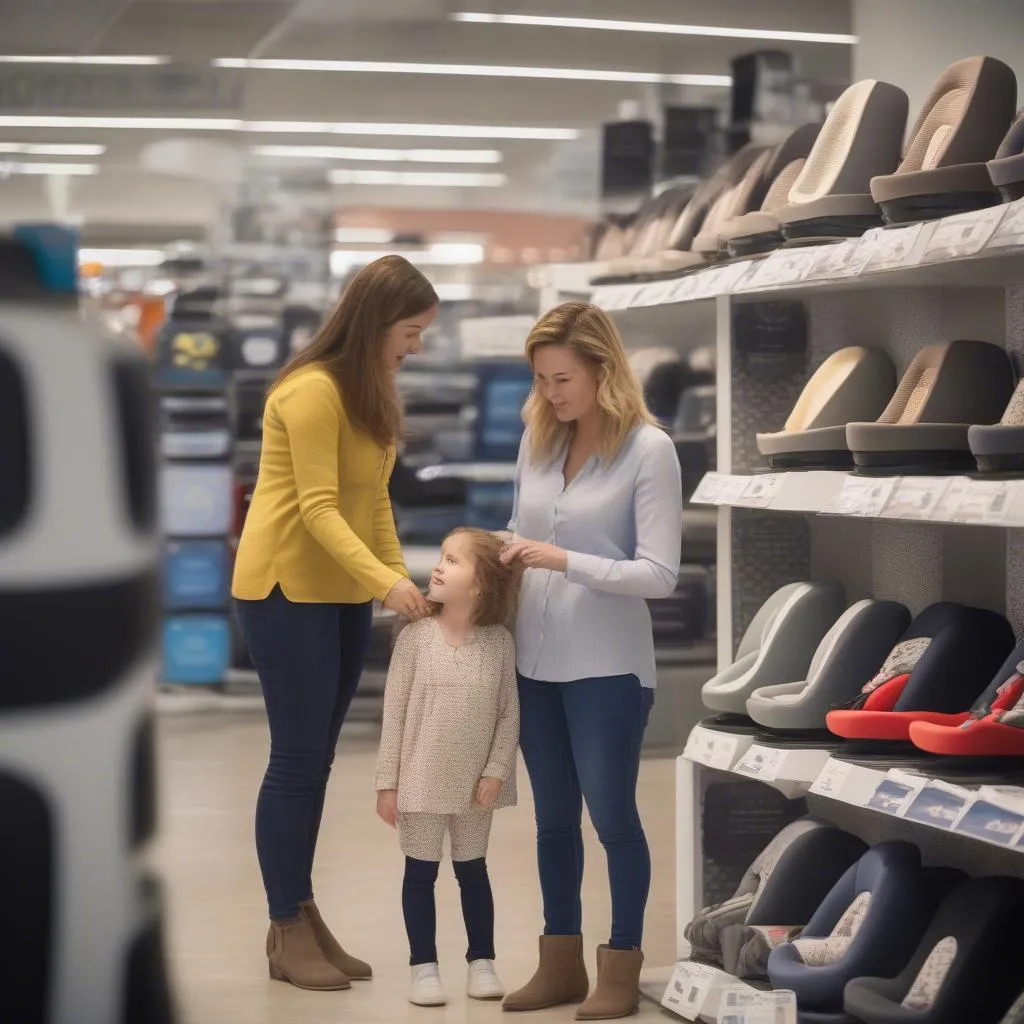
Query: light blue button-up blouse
508 423 683 688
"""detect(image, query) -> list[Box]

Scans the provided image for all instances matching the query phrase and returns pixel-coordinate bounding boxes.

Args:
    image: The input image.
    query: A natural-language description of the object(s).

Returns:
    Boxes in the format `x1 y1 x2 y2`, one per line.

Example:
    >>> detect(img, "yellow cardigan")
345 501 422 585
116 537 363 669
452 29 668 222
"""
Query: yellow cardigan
231 366 408 604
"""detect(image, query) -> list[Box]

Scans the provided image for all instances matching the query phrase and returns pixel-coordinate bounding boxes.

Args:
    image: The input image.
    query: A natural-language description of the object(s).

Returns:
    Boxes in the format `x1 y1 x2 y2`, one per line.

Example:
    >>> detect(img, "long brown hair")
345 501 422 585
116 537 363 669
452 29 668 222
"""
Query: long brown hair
427 528 523 627
523 301 655 462
271 255 438 446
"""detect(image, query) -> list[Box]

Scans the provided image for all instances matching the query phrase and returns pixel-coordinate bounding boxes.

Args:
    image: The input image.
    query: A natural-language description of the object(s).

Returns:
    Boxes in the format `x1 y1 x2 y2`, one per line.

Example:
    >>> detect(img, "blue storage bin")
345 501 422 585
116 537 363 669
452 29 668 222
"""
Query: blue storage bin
159 464 233 536
162 615 231 685
473 363 534 461
162 541 230 610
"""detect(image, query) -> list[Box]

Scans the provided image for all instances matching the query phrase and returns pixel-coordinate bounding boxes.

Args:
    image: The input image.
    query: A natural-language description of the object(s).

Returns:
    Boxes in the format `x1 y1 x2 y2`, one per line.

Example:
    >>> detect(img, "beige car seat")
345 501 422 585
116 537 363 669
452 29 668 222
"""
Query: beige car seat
756 347 897 470
969 379 1024 473
987 109 1024 203
777 80 908 243
872 56 1017 224
846 340 1015 473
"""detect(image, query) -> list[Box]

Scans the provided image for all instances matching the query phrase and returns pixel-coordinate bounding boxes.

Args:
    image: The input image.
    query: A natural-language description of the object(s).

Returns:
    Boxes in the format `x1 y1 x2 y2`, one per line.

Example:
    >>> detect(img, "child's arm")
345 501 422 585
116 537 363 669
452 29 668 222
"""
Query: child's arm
482 629 520 784
374 625 417 793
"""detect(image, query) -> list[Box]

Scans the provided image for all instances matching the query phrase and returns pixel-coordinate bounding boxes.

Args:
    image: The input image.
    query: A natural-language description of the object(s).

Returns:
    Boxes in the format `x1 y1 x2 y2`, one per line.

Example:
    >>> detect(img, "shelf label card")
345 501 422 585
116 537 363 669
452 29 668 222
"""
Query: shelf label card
804 240 857 281
743 249 814 289
719 986 797 1024
984 197 1024 251
922 205 1007 262
719 260 757 293
668 274 700 303
864 223 926 273
950 480 1019 525
880 476 951 521
691 472 727 505
736 474 784 508
867 770 927 816
822 475 898 517
735 744 786 782
663 961 721 1020
903 781 974 830
811 758 853 798
684 726 741 771
955 798 1024 846
931 477 973 521
836 232 885 277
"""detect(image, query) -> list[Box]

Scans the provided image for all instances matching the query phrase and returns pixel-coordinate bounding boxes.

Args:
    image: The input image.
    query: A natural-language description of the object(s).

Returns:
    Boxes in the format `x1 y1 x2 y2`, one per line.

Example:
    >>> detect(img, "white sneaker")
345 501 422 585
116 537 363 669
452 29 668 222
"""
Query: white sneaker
467 959 505 1000
409 963 446 1006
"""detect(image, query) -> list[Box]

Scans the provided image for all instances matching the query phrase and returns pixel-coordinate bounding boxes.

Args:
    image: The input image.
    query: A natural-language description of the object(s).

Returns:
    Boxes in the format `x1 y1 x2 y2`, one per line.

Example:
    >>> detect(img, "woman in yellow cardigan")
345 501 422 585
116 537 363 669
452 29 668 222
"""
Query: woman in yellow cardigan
233 255 436 991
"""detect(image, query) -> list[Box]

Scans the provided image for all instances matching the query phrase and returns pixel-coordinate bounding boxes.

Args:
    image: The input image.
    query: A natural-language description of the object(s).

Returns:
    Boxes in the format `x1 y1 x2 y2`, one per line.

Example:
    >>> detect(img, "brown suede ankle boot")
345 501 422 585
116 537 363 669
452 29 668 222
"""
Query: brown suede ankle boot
503 935 590 1012
266 914 351 991
300 899 373 980
575 945 643 1020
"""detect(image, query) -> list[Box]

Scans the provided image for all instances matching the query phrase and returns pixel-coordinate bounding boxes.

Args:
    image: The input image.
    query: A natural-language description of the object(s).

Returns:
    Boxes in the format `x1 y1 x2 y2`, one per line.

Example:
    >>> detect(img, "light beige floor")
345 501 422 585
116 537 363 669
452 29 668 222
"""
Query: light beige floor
153 711 679 1024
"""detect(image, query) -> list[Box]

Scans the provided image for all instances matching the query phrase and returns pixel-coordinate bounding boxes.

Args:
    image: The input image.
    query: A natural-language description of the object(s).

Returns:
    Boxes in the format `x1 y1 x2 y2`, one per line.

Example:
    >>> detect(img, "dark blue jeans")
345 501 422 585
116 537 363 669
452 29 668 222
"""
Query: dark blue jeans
517 673 654 950
235 585 373 921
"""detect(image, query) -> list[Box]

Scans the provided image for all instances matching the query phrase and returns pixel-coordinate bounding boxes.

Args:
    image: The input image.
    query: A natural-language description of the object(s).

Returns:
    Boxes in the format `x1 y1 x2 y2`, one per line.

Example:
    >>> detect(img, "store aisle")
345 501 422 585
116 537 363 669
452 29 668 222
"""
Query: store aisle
153 712 678 1024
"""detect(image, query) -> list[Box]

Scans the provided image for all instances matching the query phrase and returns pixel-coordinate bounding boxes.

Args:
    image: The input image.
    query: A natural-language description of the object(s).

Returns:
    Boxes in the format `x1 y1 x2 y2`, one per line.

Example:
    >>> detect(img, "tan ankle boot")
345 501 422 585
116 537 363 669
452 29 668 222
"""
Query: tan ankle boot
266 914 351 991
575 945 643 1020
503 935 590 1012
300 899 373 980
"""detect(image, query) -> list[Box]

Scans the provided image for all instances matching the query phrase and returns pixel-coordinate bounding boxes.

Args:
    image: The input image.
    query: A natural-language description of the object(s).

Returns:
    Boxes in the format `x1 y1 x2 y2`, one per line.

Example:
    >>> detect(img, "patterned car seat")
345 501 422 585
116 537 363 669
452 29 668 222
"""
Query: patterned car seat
844 876 1024 1024
684 818 866 980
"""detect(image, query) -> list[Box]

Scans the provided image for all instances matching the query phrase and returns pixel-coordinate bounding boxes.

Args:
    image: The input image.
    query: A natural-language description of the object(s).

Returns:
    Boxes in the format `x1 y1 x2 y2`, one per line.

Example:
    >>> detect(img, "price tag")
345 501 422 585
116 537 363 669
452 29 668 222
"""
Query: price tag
922 205 1007 262
690 472 728 505
811 758 853 798
956 797 1024 846
864 223 926 273
867 771 927 816
836 232 885 277
984 198 1024 251
744 250 810 289
735 744 785 782
718 475 756 505
719 986 797 1024
663 961 721 1020
684 725 741 770
950 480 1019 525
822 475 898 517
880 476 951 520
931 477 973 521
903 781 974 829
736 474 783 508
802 240 855 281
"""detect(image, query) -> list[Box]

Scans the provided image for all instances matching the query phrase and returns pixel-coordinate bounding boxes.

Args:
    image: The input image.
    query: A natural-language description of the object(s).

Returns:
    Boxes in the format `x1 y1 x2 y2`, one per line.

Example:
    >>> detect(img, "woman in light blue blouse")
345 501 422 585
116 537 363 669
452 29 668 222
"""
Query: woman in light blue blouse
500 302 682 1020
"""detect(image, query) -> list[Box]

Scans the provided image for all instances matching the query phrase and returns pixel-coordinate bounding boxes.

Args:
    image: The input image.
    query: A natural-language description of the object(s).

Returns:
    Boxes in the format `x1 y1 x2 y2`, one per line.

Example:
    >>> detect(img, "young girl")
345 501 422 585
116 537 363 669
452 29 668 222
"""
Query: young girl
375 528 520 1007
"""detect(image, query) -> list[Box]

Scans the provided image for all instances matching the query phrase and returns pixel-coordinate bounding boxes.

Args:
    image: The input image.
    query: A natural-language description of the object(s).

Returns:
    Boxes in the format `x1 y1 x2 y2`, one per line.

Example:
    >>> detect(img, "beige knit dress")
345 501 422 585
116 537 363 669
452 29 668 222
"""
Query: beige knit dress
374 618 520 815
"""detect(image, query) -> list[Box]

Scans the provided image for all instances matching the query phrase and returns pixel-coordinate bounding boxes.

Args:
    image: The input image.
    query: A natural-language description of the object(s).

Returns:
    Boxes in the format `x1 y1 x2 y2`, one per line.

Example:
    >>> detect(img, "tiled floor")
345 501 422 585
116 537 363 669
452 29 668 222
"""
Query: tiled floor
153 711 680 1024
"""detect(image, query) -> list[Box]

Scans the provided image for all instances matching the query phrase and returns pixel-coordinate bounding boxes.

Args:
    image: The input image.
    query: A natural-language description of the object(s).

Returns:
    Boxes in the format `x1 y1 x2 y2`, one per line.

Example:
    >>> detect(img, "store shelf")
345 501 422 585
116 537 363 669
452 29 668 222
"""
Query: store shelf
416 462 517 483
690 470 1024 527
683 723 1024 853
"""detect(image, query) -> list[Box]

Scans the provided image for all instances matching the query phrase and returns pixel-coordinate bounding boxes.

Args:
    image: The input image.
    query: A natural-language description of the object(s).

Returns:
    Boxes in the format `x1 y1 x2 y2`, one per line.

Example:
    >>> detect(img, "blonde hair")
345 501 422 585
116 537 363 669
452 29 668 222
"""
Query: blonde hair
271 255 438 447
427 528 522 627
522 301 656 462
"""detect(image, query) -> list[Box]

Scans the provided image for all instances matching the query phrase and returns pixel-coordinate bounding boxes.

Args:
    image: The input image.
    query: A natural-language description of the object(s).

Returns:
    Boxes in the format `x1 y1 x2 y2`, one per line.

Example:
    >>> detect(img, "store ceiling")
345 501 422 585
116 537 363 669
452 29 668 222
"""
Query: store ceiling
0 0 853 244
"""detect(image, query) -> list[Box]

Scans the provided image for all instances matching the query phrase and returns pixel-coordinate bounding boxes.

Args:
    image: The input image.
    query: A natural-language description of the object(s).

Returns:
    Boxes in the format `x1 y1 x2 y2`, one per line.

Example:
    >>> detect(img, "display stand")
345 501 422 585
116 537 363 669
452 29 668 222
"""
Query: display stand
562 197 1024 1017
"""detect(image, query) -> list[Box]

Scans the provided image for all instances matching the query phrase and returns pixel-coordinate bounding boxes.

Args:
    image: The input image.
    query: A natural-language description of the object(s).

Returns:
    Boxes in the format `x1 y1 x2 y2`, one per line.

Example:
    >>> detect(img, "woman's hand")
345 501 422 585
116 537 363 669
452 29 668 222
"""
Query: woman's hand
500 540 568 572
383 577 429 620
474 777 503 808
376 788 399 827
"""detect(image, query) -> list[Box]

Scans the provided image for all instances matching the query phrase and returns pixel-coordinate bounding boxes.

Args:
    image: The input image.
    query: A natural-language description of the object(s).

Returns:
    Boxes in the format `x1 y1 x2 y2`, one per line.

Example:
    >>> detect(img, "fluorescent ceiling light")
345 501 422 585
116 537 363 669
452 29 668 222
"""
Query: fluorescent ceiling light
0 142 106 156
0 161 98 176
216 55 729 86
0 54 169 64
0 115 577 140
435 283 473 302
335 228 395 243
79 248 165 267
328 169 507 187
254 144 502 163
331 243 484 275
453 12 858 45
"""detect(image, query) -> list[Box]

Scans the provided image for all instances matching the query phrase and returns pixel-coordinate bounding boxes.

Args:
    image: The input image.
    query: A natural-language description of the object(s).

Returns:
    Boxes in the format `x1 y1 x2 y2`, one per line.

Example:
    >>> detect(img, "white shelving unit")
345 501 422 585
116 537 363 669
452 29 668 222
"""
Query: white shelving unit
562 196 1024 1020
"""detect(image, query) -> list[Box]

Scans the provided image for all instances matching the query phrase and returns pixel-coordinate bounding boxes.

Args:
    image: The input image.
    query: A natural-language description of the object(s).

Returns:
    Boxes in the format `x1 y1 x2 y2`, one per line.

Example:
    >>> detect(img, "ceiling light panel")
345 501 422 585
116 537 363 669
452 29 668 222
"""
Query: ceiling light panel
253 144 503 163
0 116 577 141
328 169 507 187
0 143 106 155
0 54 169 64
452 12 858 45
216 56 729 86
0 161 98 176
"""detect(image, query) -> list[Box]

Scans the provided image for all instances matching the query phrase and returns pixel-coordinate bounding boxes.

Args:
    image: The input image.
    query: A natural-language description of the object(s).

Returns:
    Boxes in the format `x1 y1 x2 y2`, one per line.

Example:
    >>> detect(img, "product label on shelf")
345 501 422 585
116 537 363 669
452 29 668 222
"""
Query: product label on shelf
810 758 853 798
663 961 721 1020
719 986 797 1024
736 474 783 508
821 475 898 517
668 274 700 303
684 726 743 771
880 476 951 521
867 770 927 816
864 223 926 273
692 474 754 506
984 198 1024 252
931 477 974 521
803 240 856 281
903 781 974 830
922 205 1007 262
955 797 1024 846
718 260 757 293
949 480 1019 525
741 249 813 290
735 745 786 782
836 233 886 278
